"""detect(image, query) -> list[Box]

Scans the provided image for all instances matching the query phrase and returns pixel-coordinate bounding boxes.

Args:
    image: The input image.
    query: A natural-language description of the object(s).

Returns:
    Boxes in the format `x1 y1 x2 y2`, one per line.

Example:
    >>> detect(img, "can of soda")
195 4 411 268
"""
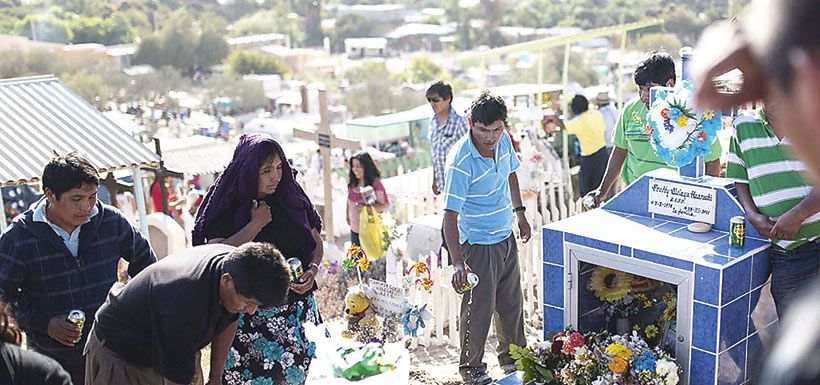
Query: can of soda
66 310 86 332
287 257 303 283
730 216 746 248
457 272 480 294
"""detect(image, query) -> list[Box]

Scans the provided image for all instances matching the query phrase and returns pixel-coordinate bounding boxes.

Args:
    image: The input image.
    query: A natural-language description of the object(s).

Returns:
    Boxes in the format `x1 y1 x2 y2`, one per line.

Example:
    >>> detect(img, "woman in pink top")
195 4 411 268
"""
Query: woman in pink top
346 152 389 246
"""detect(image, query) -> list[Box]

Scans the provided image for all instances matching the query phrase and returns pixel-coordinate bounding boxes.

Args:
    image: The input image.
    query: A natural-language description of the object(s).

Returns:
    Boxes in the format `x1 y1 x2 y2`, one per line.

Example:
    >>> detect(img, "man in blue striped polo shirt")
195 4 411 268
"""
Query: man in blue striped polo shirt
443 91 531 385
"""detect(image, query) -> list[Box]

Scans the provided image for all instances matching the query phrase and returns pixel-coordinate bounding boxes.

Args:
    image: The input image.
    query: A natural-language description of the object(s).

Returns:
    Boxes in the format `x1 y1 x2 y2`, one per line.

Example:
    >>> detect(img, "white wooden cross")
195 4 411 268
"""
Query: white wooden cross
293 89 360 243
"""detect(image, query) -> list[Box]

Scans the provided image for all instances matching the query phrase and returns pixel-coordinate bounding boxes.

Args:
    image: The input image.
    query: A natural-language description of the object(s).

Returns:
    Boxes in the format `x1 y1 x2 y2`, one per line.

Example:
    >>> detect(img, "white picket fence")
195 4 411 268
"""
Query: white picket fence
381 166 583 348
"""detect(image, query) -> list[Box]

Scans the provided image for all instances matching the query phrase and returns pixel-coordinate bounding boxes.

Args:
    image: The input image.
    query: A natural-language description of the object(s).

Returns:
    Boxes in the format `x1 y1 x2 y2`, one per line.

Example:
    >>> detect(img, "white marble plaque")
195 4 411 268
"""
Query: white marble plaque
648 179 717 224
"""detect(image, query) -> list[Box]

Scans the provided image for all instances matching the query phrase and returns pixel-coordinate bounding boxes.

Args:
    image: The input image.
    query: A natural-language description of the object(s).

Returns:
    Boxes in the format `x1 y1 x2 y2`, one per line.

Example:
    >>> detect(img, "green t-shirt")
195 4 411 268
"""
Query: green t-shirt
613 98 723 185
726 109 820 249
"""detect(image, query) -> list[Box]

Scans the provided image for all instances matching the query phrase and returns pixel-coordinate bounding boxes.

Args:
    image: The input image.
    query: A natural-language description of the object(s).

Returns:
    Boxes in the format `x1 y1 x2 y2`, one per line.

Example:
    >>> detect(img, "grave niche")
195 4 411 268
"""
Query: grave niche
543 169 778 385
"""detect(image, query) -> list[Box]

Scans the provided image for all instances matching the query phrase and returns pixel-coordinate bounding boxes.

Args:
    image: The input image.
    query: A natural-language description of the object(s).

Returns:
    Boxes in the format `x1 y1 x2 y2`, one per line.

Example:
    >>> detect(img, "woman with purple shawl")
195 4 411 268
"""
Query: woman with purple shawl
193 133 323 385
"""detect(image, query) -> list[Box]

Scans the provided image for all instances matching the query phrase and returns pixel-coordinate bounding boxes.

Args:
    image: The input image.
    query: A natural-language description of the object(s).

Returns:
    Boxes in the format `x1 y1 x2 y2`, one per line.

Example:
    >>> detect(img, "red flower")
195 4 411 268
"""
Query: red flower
661 108 670 120
551 331 566 355
697 131 707 142
645 126 654 136
561 332 586 354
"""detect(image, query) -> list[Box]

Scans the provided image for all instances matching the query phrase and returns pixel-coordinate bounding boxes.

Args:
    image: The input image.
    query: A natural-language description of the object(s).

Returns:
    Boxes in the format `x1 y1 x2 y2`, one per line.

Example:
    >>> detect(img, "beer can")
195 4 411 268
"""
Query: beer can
729 216 746 248
457 272 480 294
287 257 303 283
66 310 86 332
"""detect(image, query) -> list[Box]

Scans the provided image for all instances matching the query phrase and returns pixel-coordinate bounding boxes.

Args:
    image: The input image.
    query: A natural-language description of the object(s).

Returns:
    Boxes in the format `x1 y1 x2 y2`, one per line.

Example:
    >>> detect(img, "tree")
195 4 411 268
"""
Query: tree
404 55 448 84
15 14 72 43
344 62 404 118
62 69 112 110
204 74 266 113
230 7 303 45
132 10 229 75
70 14 134 45
226 50 290 76
635 33 682 59
330 14 373 53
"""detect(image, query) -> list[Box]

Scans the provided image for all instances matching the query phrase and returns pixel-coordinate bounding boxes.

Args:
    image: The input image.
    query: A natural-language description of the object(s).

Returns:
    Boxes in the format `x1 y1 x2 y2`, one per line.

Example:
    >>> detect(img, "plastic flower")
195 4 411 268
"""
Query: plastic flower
667 108 683 121
703 109 715 120
588 267 633 303
661 107 670 120
697 130 708 142
645 324 659 339
608 356 628 374
356 255 370 271
676 115 689 127
605 343 632 361
634 350 657 372
562 331 586 354
551 331 566 355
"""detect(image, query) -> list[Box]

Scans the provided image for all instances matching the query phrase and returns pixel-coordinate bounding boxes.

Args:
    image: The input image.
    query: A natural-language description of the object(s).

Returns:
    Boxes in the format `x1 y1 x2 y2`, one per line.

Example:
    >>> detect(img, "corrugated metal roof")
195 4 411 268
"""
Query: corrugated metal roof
0 75 160 186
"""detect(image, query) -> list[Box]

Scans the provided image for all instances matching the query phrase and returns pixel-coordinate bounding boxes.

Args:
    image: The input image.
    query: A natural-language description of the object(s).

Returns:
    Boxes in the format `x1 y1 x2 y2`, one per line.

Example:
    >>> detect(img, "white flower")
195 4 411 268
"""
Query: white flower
282 351 295 367
537 340 552 351
665 372 679 385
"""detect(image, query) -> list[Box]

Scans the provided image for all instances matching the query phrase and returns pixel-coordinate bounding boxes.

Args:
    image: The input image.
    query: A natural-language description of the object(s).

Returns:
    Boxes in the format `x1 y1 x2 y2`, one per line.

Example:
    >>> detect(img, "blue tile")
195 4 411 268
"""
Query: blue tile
603 177 649 215
565 233 619 254
695 265 721 305
720 294 750 350
722 258 752 305
710 237 769 259
494 372 523 385
751 251 770 289
745 333 763 382
543 306 563 337
670 228 726 243
699 254 734 266
634 249 694 271
543 264 564 307
654 221 686 233
748 285 778 336
690 349 717 385
543 229 564 265
619 245 633 257
718 340 747 385
693 302 719 353
624 215 668 228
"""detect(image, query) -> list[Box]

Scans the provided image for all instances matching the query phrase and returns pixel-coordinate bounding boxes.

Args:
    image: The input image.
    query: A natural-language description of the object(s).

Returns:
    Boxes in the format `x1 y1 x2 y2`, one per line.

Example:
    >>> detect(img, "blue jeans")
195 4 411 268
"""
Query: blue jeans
769 241 820 318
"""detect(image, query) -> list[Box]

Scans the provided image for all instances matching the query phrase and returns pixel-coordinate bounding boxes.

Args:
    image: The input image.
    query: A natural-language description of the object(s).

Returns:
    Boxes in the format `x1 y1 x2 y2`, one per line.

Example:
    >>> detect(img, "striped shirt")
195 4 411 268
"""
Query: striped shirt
443 130 520 245
726 109 820 249
430 107 469 192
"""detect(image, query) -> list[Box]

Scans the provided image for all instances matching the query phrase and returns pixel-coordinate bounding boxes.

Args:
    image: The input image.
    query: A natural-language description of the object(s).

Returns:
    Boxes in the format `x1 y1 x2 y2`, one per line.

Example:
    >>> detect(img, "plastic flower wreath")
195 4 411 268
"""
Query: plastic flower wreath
407 261 434 292
647 79 722 167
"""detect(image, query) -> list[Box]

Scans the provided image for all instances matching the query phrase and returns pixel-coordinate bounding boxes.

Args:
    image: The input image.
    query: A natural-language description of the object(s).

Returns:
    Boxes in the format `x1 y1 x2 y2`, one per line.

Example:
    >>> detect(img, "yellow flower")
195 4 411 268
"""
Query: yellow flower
588 267 633 303
356 255 370 271
608 357 628 374
606 343 632 361
645 325 659 338
703 110 715 120
676 115 689 127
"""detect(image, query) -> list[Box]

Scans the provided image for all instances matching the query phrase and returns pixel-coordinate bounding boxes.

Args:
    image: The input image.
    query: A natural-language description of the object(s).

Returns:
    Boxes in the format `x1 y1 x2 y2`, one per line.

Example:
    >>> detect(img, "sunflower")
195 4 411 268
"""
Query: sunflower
588 267 633 303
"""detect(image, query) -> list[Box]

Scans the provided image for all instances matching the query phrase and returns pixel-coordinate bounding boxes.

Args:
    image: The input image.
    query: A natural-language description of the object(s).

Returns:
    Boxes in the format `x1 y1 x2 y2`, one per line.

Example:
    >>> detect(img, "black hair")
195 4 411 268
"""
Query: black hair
570 94 589 116
42 152 99 200
426 80 453 101
348 151 381 188
469 90 507 127
633 51 676 87
763 0 820 90
223 242 290 307
258 143 279 168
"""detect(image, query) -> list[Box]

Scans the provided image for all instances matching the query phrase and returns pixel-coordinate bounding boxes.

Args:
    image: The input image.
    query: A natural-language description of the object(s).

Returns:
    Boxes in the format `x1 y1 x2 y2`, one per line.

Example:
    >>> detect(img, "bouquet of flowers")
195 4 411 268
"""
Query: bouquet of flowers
512 328 681 385
646 79 722 167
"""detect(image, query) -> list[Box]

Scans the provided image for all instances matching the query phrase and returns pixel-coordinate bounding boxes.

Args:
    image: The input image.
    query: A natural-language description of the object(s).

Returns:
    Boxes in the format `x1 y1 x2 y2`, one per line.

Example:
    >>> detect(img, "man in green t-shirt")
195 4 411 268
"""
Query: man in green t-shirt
725 105 820 318
590 52 723 206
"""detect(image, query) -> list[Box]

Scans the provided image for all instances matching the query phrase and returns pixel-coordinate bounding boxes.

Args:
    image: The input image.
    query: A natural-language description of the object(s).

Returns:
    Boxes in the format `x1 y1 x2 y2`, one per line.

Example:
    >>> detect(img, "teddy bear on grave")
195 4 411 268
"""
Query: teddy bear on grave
342 285 380 341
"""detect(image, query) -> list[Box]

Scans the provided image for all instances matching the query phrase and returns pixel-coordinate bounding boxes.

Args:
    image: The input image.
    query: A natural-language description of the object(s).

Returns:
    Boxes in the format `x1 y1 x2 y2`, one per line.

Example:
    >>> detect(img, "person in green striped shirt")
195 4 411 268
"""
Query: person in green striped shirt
725 106 820 318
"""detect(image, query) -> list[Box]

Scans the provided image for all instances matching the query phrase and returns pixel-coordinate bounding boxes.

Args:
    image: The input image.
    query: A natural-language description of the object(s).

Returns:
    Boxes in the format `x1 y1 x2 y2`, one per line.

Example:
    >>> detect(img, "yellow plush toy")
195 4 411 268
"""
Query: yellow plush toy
342 286 380 341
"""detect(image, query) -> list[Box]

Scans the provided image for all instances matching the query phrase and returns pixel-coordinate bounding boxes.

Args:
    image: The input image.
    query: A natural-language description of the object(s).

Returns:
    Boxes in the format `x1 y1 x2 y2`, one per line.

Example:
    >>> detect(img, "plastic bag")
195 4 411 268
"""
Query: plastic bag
359 206 387 259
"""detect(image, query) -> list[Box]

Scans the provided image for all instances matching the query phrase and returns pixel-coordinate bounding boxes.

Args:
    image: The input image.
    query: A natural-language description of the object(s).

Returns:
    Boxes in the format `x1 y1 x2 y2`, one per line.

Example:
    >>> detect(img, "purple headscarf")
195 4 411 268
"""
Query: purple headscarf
192 133 322 253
